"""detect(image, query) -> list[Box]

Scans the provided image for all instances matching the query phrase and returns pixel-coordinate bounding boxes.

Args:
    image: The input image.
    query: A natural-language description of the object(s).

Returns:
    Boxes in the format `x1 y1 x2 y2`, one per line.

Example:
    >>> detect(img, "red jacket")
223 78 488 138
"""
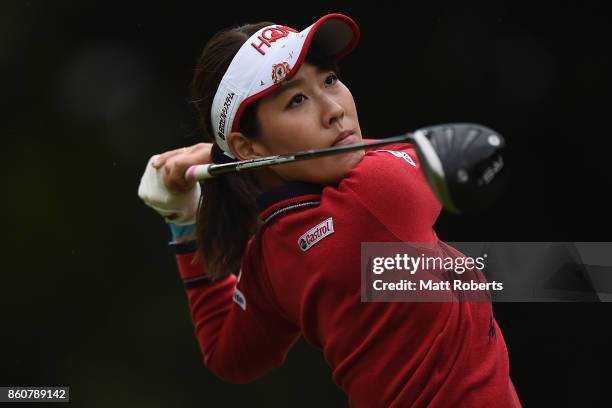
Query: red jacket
174 143 521 407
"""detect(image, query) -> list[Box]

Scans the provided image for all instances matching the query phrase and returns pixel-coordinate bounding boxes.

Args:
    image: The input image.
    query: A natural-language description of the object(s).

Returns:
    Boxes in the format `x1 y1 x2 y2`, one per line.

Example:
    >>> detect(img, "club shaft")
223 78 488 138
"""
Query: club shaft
187 133 414 180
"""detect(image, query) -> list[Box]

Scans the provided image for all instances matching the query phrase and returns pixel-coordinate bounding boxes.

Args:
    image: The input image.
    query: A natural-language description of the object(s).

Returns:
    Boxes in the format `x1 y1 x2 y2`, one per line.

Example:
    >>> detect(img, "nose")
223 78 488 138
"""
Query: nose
321 94 345 128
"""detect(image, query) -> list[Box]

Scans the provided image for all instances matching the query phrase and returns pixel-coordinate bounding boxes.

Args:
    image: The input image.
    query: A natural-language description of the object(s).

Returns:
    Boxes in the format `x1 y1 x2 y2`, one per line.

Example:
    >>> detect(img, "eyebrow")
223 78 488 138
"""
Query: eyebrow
272 76 304 97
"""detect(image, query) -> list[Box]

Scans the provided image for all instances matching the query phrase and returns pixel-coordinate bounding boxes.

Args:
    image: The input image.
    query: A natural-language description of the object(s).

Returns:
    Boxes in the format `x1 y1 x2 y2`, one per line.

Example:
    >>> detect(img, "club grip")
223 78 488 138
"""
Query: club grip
185 164 212 181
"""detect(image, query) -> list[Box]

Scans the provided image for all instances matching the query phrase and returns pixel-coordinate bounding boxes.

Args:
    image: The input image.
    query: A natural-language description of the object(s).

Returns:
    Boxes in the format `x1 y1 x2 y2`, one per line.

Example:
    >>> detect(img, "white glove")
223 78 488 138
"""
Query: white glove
137 154 201 225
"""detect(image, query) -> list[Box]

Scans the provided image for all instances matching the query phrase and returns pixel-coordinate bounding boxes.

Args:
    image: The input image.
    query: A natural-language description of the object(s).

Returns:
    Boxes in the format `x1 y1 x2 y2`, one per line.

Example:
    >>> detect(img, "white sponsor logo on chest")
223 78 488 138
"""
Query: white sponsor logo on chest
298 217 334 251
375 149 416 167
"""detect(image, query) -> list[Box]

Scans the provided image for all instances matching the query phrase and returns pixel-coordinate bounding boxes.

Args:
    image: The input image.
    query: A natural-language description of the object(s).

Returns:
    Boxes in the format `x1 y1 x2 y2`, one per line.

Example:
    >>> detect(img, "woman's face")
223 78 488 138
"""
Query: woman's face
244 62 363 186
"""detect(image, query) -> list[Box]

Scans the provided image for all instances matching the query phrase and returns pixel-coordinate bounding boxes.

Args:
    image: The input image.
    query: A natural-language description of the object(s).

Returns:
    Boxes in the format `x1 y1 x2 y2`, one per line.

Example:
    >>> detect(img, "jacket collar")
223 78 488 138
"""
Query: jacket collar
257 182 324 224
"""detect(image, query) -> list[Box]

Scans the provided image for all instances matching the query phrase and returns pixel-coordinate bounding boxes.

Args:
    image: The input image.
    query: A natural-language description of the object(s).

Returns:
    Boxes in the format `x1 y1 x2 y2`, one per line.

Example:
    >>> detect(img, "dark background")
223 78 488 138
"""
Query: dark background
2 0 611 406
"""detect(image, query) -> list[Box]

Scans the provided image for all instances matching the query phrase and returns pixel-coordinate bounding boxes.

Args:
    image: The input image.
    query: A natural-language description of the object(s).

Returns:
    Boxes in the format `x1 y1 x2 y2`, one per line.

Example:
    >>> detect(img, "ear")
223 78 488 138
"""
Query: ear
227 132 269 161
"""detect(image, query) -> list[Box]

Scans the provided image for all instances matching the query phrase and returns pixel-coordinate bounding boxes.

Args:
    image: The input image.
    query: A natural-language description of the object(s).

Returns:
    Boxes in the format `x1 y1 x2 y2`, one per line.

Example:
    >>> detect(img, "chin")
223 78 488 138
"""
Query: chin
340 149 365 173
283 150 365 185
318 150 365 184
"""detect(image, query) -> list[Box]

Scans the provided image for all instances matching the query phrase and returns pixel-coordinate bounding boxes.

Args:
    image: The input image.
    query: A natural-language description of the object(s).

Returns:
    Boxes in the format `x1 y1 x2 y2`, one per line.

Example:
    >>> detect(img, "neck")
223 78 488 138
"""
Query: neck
255 168 288 191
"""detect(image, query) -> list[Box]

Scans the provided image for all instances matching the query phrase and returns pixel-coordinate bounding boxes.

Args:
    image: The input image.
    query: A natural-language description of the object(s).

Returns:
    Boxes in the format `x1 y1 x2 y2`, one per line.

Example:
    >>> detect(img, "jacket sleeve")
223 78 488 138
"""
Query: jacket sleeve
174 240 301 384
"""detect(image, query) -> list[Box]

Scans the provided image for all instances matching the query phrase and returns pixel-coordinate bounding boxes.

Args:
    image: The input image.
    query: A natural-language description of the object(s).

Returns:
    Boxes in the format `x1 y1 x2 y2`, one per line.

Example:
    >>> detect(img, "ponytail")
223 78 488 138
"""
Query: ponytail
196 170 261 280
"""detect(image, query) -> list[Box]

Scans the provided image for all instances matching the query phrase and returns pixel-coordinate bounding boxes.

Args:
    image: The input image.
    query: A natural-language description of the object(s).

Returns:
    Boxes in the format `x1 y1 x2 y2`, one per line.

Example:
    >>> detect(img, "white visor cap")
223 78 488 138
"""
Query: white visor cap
210 13 360 158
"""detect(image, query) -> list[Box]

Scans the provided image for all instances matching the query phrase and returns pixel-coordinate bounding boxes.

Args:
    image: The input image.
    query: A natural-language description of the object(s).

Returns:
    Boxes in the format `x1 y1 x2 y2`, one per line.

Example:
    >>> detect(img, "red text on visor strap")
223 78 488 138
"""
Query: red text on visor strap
251 26 299 55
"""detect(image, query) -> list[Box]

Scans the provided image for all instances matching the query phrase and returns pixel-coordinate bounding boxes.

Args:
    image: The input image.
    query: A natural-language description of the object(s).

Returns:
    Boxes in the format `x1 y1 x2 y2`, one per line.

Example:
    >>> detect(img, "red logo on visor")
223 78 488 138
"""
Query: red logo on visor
271 62 291 84
251 25 298 56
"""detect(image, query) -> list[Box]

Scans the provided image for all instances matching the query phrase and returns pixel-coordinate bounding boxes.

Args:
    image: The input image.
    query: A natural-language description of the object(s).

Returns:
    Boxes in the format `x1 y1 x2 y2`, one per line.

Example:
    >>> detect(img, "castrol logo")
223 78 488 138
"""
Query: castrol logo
298 217 334 252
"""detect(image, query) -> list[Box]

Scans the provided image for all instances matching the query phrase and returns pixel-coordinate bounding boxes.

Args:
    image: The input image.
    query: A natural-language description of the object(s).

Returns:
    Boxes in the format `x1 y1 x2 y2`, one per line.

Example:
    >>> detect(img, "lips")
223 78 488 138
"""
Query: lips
332 130 356 147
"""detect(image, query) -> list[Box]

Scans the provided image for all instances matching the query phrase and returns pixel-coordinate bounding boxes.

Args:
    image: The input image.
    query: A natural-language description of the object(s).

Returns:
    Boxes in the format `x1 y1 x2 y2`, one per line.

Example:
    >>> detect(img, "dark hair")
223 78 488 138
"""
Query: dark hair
191 24 339 280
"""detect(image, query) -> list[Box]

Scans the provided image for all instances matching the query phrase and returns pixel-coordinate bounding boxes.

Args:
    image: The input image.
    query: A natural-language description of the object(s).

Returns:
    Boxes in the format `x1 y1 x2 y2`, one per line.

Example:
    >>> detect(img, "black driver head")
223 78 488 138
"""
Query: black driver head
412 123 506 214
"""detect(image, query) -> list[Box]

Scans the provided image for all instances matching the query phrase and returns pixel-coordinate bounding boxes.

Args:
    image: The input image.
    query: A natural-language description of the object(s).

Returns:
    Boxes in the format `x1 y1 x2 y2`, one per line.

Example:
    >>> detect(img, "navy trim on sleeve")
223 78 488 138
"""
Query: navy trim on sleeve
183 274 213 289
168 240 198 254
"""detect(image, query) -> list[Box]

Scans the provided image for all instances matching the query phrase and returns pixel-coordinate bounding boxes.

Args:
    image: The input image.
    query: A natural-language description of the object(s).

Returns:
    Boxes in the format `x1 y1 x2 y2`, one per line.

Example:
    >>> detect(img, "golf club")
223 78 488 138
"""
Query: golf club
185 123 506 213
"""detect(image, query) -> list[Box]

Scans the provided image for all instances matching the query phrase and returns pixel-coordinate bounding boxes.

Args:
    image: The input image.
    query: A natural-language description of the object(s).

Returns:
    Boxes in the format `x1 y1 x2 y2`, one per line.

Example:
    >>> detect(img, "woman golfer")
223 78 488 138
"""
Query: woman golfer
138 13 521 407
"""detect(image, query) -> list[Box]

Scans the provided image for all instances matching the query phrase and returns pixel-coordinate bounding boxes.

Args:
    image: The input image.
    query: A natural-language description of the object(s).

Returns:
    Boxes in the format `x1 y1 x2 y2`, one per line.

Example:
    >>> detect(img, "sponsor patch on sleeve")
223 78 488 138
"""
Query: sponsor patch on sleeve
233 288 247 310
233 268 246 310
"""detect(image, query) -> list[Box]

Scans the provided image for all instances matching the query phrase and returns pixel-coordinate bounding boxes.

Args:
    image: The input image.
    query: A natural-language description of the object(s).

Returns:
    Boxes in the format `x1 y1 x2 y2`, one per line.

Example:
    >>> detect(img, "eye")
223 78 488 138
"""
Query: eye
287 93 307 108
324 73 338 87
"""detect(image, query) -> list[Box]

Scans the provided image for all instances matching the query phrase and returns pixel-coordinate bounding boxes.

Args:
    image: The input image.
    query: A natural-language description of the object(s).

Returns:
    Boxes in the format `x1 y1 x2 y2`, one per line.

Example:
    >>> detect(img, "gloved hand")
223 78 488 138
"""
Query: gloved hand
137 143 212 226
